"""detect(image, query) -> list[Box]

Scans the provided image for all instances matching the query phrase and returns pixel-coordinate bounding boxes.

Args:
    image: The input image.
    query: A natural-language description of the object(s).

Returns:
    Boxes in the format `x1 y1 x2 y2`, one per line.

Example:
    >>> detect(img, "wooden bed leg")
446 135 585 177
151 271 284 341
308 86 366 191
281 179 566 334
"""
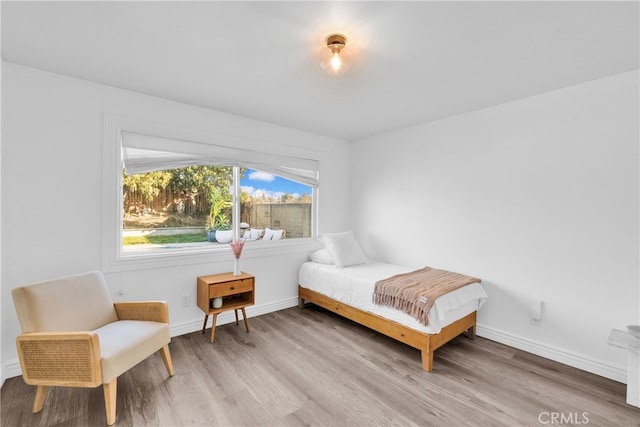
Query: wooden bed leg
421 350 434 372
298 297 305 308
467 325 476 340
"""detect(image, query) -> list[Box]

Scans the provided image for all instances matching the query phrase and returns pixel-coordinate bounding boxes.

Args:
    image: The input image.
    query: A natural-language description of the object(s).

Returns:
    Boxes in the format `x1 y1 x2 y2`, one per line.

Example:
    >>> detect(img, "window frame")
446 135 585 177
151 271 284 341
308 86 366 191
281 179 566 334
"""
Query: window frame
102 115 319 272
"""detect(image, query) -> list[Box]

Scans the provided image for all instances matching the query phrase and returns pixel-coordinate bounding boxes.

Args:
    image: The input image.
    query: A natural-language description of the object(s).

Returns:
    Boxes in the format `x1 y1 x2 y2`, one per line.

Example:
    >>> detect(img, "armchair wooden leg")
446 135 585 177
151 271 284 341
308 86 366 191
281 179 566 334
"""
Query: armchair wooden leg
160 345 174 376
103 379 117 426
32 385 48 413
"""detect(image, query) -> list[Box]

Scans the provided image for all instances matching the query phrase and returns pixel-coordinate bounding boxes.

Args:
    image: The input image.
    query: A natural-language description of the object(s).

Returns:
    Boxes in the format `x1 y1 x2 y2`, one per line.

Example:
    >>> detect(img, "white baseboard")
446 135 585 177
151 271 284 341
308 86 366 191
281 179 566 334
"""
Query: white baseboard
2 302 626 387
476 324 627 384
2 297 300 385
2 360 22 384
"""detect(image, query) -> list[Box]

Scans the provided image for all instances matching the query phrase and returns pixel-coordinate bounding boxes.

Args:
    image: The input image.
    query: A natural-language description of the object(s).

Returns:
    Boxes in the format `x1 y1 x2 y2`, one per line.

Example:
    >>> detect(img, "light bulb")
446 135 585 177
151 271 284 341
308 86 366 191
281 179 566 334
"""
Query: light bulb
330 52 342 71
320 33 351 75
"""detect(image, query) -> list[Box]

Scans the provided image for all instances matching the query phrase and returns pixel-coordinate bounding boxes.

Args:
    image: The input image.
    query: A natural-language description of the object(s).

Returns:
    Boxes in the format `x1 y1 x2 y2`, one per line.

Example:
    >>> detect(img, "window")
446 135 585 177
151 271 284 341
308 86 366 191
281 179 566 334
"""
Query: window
101 116 319 271
122 166 313 251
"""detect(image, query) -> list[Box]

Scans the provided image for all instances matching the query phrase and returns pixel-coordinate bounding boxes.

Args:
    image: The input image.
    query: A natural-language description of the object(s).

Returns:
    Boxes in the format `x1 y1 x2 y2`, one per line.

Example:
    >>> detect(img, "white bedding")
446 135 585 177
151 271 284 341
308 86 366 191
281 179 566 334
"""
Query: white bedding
299 261 488 334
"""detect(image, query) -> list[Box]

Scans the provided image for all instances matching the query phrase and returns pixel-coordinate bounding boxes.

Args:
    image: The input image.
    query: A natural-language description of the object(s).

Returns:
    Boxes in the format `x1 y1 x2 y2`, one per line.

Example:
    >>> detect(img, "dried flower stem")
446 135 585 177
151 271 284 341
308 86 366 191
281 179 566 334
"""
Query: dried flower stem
230 239 245 259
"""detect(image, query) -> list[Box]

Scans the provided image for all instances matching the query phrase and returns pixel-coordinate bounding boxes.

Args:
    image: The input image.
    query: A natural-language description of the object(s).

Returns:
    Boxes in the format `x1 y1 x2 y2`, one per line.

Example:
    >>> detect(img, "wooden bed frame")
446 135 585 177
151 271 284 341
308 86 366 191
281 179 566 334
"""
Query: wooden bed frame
298 285 476 372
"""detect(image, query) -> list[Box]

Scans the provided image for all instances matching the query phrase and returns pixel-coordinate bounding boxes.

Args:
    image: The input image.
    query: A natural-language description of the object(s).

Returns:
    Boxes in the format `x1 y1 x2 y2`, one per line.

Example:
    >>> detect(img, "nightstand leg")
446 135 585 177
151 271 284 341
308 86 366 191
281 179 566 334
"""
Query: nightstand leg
241 307 250 333
234 309 239 325
210 313 218 343
202 314 209 334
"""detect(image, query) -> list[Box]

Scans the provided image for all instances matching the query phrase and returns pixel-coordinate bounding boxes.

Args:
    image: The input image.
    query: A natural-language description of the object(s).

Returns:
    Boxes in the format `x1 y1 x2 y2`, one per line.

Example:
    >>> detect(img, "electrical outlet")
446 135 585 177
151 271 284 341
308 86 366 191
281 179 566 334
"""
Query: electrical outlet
530 299 543 327
181 294 190 308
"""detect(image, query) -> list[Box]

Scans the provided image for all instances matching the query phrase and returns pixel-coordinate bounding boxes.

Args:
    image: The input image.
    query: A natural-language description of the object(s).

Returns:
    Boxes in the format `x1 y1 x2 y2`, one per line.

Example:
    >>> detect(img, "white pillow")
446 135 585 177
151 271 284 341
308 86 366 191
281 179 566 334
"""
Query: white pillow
320 230 368 268
249 228 264 240
264 228 284 240
309 249 334 265
263 227 275 240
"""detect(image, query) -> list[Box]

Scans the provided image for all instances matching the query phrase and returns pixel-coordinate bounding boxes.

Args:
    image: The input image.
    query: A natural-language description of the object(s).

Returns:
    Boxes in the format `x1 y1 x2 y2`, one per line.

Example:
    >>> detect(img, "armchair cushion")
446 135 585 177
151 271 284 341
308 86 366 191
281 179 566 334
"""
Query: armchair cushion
12 271 118 333
95 320 170 382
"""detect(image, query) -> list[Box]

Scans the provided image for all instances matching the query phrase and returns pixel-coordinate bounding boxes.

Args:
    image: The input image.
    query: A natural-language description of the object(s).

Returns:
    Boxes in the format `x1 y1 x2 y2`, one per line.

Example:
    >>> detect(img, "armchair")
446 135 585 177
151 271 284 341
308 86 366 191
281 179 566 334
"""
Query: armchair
11 271 174 425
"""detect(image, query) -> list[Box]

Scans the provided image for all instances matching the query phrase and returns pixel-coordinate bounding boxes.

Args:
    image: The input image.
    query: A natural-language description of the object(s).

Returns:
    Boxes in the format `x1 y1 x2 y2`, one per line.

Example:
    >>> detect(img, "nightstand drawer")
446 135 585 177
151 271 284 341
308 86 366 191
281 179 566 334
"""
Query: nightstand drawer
208 278 253 298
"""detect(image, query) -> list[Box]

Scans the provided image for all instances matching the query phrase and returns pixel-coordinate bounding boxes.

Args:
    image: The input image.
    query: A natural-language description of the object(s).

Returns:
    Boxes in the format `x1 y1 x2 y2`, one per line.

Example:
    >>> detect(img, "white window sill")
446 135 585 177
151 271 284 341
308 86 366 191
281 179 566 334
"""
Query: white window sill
103 238 318 273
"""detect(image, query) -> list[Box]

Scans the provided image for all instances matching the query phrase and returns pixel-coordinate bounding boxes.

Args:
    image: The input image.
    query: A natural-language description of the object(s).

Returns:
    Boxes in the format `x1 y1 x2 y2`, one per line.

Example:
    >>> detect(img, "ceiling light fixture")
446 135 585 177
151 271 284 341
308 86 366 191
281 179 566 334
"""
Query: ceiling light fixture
321 34 350 75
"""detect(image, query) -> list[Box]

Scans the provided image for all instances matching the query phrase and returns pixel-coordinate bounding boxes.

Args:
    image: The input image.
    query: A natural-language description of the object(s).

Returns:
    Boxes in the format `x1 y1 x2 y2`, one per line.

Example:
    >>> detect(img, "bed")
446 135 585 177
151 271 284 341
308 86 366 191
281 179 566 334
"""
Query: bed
297 232 488 372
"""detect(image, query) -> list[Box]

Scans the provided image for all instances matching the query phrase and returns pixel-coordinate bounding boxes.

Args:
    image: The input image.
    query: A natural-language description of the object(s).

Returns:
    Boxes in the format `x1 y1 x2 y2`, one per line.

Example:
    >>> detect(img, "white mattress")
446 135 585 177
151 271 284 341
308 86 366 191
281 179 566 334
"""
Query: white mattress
299 261 488 334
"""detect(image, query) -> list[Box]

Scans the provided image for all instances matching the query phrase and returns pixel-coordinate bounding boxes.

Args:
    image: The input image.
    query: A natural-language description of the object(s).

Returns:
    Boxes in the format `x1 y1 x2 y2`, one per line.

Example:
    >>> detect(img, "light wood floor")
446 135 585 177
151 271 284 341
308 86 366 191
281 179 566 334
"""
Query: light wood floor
2 305 638 426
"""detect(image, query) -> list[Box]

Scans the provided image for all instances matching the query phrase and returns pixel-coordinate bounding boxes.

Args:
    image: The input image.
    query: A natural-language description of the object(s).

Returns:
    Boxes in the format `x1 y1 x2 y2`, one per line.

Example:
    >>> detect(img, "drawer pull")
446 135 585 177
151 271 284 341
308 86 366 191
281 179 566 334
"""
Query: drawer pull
230 286 235 290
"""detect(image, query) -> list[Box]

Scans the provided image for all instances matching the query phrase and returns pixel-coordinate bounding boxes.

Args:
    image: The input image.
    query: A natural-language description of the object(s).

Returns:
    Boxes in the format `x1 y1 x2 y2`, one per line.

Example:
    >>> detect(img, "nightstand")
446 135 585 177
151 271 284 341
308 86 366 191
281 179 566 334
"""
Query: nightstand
197 271 255 343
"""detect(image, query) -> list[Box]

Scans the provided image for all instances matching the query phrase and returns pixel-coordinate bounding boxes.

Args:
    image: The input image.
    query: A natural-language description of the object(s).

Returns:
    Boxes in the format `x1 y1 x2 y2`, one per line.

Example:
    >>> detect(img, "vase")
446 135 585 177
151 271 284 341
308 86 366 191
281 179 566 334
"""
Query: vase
212 297 223 309
233 258 241 276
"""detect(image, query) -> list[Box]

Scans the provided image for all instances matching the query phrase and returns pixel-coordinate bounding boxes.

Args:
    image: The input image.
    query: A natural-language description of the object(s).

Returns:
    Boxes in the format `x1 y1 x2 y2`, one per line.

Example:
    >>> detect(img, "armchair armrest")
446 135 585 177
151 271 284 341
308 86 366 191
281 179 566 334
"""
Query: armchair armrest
114 301 169 323
16 332 102 387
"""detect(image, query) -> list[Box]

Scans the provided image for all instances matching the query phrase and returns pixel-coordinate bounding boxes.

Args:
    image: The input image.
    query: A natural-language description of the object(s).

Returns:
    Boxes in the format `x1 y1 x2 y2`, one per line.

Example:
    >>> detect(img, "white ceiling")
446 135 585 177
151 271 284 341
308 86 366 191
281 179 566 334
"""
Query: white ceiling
2 1 638 141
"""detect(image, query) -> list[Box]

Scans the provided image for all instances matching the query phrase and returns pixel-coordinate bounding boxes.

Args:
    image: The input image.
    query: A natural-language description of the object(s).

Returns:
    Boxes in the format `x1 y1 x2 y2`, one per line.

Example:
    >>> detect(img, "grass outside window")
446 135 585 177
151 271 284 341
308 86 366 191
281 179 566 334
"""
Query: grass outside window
124 233 207 246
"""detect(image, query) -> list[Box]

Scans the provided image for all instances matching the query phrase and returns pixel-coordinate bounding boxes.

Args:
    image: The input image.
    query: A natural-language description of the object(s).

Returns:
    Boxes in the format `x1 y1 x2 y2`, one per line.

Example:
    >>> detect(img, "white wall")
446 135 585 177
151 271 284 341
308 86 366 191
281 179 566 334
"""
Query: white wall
1 62 351 381
351 70 639 382
2 61 637 385
0 27 4 385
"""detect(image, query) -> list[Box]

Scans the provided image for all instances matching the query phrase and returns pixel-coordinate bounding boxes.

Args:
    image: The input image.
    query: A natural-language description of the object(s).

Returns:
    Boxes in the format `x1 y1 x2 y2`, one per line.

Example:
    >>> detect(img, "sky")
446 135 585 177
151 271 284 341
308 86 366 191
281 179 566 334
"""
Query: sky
240 169 311 200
